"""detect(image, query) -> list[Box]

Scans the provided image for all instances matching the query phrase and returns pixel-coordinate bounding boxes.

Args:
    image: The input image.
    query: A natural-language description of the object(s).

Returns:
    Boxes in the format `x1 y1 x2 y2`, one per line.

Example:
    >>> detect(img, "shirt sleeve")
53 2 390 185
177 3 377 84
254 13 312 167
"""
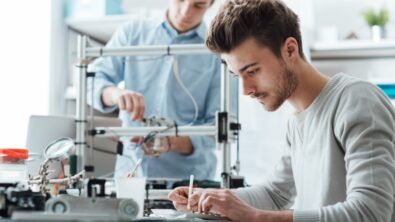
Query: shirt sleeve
87 22 133 113
233 123 296 210
295 82 395 222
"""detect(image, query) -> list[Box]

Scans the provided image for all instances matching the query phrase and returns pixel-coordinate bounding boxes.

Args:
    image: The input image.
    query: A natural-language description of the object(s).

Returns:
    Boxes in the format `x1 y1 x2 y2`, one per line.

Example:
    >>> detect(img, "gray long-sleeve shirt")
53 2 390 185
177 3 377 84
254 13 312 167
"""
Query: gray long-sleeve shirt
234 73 395 222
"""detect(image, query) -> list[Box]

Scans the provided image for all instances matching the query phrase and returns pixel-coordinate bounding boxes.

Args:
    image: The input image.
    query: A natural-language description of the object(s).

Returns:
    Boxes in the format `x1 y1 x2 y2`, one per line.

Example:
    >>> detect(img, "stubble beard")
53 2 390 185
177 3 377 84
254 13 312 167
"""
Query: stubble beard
264 66 298 112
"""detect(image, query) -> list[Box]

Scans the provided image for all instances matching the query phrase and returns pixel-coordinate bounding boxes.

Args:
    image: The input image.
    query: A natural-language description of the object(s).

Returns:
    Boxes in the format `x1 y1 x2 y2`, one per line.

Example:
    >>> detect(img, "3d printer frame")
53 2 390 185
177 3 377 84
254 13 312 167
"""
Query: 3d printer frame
75 35 241 188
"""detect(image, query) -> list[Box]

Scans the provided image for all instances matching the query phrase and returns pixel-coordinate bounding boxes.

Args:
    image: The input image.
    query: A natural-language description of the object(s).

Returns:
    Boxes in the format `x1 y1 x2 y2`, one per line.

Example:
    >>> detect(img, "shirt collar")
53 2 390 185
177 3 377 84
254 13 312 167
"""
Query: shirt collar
161 11 207 40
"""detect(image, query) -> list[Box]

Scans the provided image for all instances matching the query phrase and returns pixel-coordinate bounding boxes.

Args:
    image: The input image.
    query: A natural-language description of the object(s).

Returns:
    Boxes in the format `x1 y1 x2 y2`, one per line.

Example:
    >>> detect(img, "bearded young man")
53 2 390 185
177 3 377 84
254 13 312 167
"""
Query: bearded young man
169 0 395 221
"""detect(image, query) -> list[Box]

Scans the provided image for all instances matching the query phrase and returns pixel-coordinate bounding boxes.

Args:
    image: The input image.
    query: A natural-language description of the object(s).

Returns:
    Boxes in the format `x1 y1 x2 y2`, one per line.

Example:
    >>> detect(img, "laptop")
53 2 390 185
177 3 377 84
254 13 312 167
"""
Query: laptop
25 115 121 178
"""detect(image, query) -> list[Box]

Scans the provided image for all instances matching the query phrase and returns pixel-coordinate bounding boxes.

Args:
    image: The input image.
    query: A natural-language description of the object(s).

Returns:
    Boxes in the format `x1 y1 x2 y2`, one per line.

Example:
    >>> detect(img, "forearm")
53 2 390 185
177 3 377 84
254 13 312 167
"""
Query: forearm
168 136 193 155
232 151 296 211
253 210 293 222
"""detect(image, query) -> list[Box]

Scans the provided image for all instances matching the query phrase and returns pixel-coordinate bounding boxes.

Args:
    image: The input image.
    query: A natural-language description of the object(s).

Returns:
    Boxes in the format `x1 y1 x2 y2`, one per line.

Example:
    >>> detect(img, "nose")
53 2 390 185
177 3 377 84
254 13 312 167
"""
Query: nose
242 78 256 96
180 2 193 17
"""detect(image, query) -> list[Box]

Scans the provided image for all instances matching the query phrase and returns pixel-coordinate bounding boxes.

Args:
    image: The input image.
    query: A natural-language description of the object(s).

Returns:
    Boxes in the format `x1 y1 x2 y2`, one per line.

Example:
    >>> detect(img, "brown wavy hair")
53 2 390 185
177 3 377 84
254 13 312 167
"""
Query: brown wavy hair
206 0 305 60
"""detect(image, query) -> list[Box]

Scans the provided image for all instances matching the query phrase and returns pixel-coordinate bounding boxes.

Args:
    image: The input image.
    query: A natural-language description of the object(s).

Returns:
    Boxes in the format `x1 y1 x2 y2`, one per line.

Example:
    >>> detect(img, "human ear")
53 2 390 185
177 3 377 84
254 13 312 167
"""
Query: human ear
283 37 299 60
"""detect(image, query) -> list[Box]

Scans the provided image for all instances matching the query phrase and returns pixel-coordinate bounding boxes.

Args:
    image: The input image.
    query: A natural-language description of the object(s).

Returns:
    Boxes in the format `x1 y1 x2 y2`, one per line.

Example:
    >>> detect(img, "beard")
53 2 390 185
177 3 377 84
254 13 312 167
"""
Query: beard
263 65 298 111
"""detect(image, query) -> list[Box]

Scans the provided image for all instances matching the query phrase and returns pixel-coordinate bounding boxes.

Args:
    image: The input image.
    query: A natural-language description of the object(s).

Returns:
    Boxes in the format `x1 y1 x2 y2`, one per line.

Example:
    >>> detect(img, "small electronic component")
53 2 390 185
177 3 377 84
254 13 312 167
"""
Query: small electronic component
140 116 176 157
0 183 46 218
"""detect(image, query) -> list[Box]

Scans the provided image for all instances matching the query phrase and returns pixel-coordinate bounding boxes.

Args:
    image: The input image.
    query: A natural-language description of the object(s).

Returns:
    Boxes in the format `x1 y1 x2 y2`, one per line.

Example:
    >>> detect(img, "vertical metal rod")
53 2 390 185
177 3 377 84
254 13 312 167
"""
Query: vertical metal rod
235 80 241 176
76 35 87 174
220 62 232 188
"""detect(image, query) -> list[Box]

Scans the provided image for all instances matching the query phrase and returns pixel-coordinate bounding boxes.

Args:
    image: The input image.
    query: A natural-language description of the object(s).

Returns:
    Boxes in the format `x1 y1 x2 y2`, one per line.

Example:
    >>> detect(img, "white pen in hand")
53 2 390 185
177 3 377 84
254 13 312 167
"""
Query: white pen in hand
126 158 142 178
187 174 194 210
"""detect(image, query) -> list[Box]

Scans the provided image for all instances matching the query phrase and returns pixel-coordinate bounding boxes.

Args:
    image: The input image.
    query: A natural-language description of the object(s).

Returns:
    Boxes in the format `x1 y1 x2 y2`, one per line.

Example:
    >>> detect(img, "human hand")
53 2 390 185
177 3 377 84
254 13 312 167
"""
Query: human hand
115 89 145 122
189 189 257 222
131 136 171 156
168 186 203 212
170 187 291 222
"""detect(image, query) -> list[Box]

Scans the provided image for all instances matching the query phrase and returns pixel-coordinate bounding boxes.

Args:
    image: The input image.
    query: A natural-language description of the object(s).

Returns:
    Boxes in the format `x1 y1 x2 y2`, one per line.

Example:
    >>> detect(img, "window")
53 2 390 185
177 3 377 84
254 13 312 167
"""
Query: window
0 1 50 147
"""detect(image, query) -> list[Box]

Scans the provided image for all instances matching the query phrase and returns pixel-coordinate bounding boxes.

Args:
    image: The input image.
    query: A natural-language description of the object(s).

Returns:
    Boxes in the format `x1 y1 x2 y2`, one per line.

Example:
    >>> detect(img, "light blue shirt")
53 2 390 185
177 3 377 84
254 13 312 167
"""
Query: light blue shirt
88 16 222 180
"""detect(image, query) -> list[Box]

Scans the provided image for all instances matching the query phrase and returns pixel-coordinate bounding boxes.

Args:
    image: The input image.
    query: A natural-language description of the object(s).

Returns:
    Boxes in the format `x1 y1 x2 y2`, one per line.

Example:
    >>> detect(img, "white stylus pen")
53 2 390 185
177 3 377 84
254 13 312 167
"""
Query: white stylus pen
126 158 142 178
187 174 194 209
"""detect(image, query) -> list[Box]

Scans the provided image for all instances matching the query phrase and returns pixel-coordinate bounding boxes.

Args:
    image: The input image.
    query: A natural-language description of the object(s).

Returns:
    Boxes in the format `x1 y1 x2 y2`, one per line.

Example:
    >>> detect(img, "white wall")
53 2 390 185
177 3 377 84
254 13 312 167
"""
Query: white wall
313 0 395 40
121 0 224 24
122 0 167 17
0 1 50 147
238 95 294 185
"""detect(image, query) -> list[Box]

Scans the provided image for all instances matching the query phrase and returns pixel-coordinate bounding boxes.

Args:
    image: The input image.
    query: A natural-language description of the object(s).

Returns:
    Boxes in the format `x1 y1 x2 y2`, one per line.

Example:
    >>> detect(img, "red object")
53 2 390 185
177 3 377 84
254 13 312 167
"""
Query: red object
0 148 29 160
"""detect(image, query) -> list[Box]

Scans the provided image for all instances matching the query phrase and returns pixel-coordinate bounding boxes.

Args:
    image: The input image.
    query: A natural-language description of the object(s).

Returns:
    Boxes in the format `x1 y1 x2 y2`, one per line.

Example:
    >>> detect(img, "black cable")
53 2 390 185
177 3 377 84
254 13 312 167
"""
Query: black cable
85 145 118 155
174 121 178 137
75 120 88 123
139 122 176 149
93 147 117 155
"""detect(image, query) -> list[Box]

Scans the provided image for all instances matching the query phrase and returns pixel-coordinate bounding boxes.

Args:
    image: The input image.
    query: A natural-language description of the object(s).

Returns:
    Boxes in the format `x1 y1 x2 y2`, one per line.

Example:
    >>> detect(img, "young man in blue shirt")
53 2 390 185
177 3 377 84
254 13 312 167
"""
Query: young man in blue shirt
88 0 220 179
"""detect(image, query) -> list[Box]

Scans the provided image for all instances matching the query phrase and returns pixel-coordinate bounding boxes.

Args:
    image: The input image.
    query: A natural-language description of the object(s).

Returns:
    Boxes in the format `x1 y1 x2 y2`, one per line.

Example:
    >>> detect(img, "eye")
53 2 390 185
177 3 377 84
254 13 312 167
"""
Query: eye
194 3 206 9
247 68 259 77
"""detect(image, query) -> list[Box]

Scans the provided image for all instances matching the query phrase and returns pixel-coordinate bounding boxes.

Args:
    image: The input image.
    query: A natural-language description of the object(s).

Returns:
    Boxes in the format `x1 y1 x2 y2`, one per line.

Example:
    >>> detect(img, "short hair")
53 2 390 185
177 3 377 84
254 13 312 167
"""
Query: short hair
206 0 305 60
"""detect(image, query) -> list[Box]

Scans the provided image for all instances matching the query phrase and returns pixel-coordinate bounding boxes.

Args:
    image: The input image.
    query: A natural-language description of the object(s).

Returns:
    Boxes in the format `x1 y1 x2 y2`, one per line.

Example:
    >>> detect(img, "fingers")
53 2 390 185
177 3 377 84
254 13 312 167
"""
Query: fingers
200 191 231 214
188 193 201 212
177 188 252 222
124 94 133 113
168 187 189 203
131 137 143 144
201 196 215 213
131 93 144 121
197 190 227 214
161 137 171 152
169 187 227 214
198 191 212 213
118 94 126 110
173 201 189 211
131 137 153 155
142 142 154 155
140 137 155 155
137 94 145 121
117 91 145 121
188 192 200 205
168 187 204 212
